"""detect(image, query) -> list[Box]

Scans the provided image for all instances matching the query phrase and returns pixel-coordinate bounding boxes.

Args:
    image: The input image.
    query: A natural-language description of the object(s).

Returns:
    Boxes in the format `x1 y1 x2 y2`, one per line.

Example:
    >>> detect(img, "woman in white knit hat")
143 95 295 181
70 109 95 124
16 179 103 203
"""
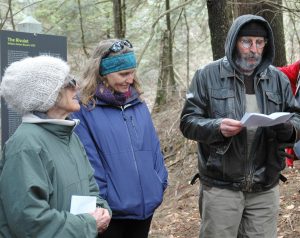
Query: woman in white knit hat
0 55 111 237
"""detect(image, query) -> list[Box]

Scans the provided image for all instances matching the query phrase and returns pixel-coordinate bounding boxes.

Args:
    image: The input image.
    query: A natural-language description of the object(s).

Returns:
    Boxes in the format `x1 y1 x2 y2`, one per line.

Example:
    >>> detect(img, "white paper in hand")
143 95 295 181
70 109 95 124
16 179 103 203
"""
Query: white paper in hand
70 195 96 215
240 112 293 127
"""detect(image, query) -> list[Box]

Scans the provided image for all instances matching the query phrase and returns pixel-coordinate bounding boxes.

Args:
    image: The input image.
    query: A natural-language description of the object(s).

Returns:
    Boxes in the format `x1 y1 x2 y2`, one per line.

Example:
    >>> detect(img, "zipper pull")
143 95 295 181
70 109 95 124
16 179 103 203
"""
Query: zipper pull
121 107 127 121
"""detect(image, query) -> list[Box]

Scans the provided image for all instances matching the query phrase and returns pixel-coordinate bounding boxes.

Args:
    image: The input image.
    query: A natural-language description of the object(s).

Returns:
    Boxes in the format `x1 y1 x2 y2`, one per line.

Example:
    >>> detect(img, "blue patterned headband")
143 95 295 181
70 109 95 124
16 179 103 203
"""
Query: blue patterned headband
99 52 137 76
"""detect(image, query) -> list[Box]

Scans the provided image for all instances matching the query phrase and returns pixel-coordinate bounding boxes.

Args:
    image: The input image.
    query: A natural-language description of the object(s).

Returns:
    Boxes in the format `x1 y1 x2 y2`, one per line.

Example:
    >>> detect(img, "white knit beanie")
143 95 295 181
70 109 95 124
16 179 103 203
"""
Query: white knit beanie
0 55 70 114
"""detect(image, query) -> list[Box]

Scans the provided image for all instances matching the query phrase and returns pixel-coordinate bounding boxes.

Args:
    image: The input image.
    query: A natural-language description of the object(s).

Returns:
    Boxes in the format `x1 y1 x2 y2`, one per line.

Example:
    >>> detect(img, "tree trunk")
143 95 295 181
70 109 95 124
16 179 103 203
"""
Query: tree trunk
207 0 232 60
8 0 15 30
113 0 126 38
286 9 300 62
0 0 13 30
235 0 261 15
261 0 286 66
165 0 176 96
183 6 190 88
154 30 169 112
235 0 286 66
77 0 89 57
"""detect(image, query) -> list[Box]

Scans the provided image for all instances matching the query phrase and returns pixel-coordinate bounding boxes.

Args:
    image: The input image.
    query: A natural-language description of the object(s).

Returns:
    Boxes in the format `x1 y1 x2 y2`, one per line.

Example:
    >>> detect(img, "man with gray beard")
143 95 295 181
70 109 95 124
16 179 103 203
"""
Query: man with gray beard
180 14 300 238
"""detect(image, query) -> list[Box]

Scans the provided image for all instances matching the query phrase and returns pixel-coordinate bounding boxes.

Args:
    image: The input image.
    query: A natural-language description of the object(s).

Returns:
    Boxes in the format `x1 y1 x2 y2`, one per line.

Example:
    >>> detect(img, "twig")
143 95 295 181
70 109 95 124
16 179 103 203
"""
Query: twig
288 216 294 231
164 152 177 160
137 0 196 65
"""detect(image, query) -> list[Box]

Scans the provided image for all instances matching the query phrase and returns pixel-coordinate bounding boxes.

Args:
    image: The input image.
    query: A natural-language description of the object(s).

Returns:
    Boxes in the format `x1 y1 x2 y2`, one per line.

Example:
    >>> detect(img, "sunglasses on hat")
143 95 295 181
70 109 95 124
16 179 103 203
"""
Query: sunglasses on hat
63 75 77 89
109 40 133 52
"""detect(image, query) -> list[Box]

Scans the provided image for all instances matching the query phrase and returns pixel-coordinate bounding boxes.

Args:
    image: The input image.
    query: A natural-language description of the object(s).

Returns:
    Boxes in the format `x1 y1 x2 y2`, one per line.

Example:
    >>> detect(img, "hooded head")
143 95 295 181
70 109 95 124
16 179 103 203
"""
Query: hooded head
225 14 274 75
0 55 70 114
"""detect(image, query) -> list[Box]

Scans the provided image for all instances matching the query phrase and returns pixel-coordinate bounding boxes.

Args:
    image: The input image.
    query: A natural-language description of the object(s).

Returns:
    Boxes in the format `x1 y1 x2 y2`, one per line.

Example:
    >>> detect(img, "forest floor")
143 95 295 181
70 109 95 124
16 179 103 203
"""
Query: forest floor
148 99 300 238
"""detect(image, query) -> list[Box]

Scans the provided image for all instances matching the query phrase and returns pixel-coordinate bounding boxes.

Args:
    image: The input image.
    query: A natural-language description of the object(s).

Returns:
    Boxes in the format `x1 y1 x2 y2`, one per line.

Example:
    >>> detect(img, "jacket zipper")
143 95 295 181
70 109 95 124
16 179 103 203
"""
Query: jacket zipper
236 73 254 192
245 75 264 192
120 105 145 217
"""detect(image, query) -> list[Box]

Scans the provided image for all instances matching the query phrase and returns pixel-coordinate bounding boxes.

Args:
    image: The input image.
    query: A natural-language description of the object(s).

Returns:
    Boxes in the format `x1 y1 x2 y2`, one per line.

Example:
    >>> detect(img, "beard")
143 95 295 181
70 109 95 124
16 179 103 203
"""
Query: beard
235 51 262 76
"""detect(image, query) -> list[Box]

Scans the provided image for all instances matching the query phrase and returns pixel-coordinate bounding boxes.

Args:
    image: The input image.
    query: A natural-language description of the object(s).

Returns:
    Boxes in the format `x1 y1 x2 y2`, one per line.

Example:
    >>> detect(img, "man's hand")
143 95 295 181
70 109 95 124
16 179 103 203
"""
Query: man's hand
90 207 111 233
220 118 243 137
277 143 295 159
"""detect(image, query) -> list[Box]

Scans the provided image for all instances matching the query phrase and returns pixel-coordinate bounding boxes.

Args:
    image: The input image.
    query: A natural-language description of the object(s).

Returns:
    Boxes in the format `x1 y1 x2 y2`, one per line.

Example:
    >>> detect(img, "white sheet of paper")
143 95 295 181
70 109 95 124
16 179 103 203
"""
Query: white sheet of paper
240 112 293 127
70 195 96 215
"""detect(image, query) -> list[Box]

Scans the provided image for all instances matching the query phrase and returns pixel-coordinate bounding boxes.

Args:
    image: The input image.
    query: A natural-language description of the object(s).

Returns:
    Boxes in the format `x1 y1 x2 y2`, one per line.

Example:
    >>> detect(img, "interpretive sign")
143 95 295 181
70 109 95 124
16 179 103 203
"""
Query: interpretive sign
0 30 67 148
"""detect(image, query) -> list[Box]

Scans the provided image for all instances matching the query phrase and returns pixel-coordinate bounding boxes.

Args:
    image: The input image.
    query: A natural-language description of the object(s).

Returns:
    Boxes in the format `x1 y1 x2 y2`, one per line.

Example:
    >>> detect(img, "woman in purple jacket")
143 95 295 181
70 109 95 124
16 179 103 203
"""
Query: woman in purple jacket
71 39 168 238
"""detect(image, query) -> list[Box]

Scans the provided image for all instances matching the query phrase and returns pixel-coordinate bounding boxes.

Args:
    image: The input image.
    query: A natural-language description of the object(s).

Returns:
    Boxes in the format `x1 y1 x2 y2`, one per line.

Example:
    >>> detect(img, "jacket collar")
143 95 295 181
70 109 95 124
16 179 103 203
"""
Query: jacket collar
22 113 79 141
22 112 79 126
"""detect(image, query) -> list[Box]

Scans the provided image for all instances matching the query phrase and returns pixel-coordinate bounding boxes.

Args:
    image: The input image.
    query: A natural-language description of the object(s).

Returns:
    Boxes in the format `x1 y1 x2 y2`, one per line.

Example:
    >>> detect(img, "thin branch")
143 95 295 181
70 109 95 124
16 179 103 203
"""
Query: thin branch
8 0 15 30
171 7 184 42
173 68 185 88
183 5 190 88
229 0 300 17
0 1 11 30
287 2 300 46
41 0 68 22
95 0 111 4
13 0 46 17
77 0 90 57
137 0 196 65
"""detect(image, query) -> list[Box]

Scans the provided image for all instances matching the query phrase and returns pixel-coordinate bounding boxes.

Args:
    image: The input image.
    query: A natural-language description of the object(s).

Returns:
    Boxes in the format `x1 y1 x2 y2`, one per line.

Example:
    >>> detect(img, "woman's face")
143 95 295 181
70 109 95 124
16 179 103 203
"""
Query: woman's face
56 86 80 114
47 78 80 119
106 68 135 93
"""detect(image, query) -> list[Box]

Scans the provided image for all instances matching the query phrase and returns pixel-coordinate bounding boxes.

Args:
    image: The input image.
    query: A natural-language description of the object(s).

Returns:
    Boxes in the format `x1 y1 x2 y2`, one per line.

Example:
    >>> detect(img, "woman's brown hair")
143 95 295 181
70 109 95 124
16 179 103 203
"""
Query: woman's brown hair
79 39 142 106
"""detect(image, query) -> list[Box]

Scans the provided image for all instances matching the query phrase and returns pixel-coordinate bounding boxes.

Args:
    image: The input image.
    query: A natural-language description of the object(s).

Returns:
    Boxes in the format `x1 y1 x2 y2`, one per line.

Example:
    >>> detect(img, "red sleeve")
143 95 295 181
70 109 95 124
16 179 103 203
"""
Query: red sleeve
278 60 300 94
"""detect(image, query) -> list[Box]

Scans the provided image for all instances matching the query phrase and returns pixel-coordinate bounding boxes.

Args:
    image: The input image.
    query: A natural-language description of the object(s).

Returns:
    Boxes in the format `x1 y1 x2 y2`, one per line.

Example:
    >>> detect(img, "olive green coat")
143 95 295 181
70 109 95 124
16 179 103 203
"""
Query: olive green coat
0 118 111 238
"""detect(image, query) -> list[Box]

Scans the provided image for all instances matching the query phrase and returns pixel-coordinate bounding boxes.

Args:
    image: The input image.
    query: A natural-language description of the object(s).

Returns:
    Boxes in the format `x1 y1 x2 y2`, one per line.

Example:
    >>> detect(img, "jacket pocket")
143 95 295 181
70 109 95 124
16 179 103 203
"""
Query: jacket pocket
210 89 235 118
265 91 282 112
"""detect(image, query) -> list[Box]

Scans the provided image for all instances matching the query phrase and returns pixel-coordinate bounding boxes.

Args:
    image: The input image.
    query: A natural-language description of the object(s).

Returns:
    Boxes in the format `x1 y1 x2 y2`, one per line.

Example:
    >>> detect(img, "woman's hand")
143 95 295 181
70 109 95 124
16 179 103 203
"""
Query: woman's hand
90 207 111 233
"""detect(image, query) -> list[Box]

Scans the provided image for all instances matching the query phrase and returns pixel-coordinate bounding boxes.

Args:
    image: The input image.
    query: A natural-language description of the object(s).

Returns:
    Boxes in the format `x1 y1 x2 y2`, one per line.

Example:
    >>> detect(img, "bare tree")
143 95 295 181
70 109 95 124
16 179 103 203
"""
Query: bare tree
77 0 89 57
153 0 195 110
137 0 195 65
154 30 169 111
0 0 45 30
183 6 190 87
0 0 12 30
207 0 232 60
284 0 300 62
165 0 176 96
8 0 15 30
261 0 286 66
113 0 126 38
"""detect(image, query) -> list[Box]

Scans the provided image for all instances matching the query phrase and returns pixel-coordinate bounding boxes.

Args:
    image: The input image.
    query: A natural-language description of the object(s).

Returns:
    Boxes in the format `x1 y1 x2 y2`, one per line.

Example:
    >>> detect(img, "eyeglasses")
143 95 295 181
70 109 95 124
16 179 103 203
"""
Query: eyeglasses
109 40 133 52
63 75 77 89
239 38 267 49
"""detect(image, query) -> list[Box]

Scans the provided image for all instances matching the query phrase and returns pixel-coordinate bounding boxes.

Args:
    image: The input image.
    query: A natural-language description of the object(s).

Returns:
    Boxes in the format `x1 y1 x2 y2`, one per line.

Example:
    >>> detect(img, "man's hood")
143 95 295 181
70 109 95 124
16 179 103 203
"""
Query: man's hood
224 14 275 75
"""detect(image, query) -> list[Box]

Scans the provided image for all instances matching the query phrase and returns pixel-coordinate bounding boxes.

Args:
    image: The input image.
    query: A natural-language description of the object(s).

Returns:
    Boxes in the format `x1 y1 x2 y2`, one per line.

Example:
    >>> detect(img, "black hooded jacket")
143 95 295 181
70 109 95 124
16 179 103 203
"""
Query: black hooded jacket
180 14 300 192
